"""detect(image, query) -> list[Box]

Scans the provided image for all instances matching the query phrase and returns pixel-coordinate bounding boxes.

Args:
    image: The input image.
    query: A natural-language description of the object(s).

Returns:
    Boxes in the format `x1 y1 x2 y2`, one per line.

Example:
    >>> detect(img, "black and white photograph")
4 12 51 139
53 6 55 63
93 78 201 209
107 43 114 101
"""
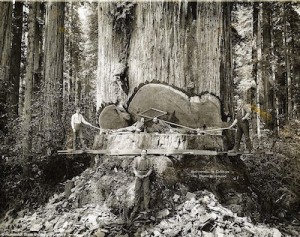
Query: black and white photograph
0 0 300 236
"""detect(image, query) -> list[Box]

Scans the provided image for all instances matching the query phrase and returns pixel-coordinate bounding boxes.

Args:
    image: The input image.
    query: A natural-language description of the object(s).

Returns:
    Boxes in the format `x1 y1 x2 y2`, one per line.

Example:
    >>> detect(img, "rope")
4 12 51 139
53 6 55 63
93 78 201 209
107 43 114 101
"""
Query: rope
140 114 234 134
140 114 195 131
88 124 102 130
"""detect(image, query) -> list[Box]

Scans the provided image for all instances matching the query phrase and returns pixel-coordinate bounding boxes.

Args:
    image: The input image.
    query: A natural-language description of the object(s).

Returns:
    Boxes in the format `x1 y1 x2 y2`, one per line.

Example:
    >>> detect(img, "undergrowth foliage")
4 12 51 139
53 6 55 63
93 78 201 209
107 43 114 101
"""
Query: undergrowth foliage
0 94 95 218
0 151 91 218
244 121 300 222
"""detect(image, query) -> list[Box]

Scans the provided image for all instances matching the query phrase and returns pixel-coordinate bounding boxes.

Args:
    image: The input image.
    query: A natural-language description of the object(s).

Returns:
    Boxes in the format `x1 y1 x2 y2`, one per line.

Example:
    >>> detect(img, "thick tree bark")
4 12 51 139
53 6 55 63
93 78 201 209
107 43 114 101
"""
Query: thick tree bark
0 2 13 133
43 2 65 152
65 2 75 104
220 2 233 118
22 2 40 175
7 2 23 119
97 2 224 109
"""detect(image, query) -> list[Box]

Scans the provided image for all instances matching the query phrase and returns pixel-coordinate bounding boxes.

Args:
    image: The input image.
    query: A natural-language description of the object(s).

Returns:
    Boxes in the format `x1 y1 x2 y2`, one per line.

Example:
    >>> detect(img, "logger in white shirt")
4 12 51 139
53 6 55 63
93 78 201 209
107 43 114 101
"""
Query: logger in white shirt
71 107 92 150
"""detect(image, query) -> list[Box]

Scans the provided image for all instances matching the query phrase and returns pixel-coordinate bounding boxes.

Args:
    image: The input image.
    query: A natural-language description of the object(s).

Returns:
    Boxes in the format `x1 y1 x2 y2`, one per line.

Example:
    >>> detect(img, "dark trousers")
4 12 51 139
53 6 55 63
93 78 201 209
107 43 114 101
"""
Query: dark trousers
73 124 86 150
234 120 252 151
133 176 150 212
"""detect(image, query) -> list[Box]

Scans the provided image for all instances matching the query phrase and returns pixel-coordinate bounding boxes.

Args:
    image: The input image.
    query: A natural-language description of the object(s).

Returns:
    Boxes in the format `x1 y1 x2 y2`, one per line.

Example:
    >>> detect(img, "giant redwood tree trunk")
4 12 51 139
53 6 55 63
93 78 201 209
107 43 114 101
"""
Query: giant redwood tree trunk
42 2 65 152
97 2 231 128
22 2 41 174
0 2 13 133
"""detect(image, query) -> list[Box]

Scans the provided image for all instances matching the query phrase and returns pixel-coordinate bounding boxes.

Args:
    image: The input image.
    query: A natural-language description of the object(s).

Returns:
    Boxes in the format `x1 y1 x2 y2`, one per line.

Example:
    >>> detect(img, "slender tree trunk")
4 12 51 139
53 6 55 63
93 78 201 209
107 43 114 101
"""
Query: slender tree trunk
291 38 298 119
22 2 41 175
8 2 23 119
43 1 65 153
33 2 44 92
252 2 259 136
283 5 292 121
0 2 13 133
256 3 262 139
269 4 278 133
262 2 274 129
64 2 82 107
271 5 281 135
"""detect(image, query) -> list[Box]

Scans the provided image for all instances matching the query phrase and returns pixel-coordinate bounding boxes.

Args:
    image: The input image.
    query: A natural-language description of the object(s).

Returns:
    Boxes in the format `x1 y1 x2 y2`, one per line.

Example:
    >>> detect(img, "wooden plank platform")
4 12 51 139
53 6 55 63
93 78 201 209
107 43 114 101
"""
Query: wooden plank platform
104 149 219 156
220 151 274 156
57 149 107 155
106 132 224 136
57 149 274 156
57 149 218 155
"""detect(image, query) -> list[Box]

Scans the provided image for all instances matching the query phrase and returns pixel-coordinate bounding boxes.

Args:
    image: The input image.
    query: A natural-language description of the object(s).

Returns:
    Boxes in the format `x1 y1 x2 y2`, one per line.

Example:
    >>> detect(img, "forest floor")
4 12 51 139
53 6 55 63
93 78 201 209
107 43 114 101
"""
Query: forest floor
0 121 300 236
0 168 281 237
